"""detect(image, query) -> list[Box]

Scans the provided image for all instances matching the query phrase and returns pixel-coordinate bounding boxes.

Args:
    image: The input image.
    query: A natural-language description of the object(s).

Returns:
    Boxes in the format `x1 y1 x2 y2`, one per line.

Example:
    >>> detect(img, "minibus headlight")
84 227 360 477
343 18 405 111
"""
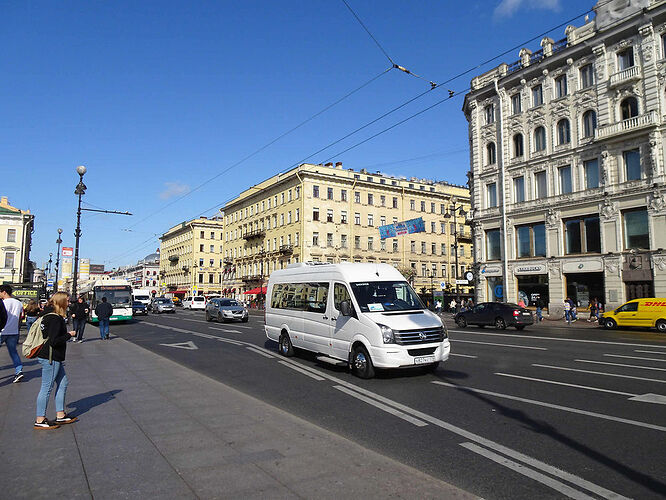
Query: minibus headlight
377 323 395 344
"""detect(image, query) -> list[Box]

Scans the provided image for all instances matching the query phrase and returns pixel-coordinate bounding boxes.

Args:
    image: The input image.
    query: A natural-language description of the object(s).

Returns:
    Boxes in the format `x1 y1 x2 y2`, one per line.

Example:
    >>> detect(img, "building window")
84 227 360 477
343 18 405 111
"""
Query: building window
618 47 634 71
582 110 597 138
209 245 214 252
623 209 649 249
555 75 567 98
623 149 641 181
487 183 497 207
368 237 374 250
6 229 16 242
513 134 523 157
534 126 546 152
584 159 599 189
312 232 319 246
421 241 426 253
380 216 386 226
513 176 525 203
486 229 501 260
484 103 495 124
281 193 285 204
327 233 334 247
392 197 398 209
287 211 292 224
516 223 546 258
200 231 205 238
441 243 446 255
312 208 319 221
410 241 416 252
326 209 333 223
392 240 398 252
565 216 601 254
535 170 548 199
620 97 638 120
326 187 333 200
341 211 348 224
430 221 436 233
380 195 386 206
420 201 425 212
557 119 570 145
354 213 361 225
410 200 415 210
368 214 374 226
295 208 300 221
487 142 496 165
341 234 348 248
559 165 572 194
341 189 347 202
368 193 374 205
4 251 15 269
440 222 446 234
355 192 361 203
312 185 319 198
532 84 543 107
580 64 594 88
511 93 521 114
354 236 361 249
199 244 204 252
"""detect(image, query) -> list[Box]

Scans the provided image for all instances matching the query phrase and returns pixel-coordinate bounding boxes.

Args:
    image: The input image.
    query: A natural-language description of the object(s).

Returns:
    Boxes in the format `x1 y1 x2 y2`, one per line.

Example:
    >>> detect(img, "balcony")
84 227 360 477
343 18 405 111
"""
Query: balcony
241 274 263 282
168 255 179 262
457 231 473 243
278 244 293 255
595 111 657 140
223 257 233 265
242 229 266 240
609 65 641 88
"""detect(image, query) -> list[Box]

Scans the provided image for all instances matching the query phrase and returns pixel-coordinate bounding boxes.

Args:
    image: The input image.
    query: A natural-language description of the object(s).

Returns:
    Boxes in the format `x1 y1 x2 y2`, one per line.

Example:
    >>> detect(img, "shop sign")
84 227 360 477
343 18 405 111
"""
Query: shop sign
514 264 547 275
480 265 502 277
562 259 603 273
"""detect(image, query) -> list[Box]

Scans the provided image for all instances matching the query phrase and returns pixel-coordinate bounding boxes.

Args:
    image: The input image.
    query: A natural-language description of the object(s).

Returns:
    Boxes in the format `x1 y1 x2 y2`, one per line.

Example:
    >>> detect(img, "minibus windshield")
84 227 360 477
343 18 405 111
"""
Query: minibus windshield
350 281 425 312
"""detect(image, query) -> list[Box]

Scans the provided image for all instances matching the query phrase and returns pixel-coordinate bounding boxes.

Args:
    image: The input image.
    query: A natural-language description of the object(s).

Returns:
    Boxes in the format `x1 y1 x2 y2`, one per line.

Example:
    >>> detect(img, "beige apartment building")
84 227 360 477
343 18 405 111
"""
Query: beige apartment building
222 163 472 300
159 217 225 296
0 196 34 284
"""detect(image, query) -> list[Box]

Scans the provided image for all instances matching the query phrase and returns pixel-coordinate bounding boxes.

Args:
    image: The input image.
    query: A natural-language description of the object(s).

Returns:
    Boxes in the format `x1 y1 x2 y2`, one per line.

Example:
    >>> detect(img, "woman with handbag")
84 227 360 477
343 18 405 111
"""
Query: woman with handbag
34 292 78 430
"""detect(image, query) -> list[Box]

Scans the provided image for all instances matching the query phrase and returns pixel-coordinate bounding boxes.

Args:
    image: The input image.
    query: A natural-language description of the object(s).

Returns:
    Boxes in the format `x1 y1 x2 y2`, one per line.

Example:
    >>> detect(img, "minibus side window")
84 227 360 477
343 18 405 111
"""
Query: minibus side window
334 283 351 311
303 282 329 313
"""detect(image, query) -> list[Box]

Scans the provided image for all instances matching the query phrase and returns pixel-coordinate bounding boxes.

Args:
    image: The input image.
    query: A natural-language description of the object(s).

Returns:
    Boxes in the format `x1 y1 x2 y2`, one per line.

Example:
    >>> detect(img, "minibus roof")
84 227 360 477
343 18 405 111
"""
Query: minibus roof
270 262 405 283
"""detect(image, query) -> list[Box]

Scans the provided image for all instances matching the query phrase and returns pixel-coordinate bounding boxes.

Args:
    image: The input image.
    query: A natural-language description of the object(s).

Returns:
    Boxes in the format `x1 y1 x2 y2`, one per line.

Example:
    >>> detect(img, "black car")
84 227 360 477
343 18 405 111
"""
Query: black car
132 301 148 316
455 302 533 330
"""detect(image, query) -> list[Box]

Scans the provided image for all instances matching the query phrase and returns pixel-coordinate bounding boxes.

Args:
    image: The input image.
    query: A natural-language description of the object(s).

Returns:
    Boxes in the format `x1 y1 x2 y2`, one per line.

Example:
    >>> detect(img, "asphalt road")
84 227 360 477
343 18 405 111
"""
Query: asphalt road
107 309 666 500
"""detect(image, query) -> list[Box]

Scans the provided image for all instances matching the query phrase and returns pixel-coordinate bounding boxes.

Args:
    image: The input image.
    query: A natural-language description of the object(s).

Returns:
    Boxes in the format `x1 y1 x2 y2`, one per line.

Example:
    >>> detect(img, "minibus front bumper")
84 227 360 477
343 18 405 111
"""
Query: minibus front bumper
368 339 450 369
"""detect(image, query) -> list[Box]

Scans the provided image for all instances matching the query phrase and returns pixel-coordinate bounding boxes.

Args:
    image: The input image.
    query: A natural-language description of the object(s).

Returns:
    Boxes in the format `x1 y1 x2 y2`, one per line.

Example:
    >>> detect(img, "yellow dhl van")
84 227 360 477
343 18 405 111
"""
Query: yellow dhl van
601 299 666 332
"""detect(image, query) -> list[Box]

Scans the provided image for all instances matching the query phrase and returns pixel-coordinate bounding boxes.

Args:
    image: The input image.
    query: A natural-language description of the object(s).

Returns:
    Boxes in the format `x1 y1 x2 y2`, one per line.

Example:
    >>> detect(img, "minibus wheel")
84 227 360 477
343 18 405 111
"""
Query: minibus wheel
279 333 294 357
351 345 375 379
656 319 666 333
604 318 617 330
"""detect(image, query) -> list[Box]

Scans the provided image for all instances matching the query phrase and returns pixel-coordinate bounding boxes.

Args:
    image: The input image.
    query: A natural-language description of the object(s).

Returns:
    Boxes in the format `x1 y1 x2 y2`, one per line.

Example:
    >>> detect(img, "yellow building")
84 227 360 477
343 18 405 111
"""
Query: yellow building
222 163 472 300
159 217 225 296
0 196 34 284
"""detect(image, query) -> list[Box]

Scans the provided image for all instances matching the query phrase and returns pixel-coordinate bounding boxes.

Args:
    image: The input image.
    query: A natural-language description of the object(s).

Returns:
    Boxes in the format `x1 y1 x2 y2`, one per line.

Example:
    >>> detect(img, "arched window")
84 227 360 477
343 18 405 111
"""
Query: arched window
582 110 597 138
557 119 571 145
486 142 496 165
534 126 546 152
513 134 524 157
620 97 638 120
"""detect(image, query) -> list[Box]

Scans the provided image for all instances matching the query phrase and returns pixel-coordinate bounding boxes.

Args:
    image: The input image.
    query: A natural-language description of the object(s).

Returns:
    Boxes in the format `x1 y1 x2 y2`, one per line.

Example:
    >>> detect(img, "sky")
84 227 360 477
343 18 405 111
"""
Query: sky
1 0 596 272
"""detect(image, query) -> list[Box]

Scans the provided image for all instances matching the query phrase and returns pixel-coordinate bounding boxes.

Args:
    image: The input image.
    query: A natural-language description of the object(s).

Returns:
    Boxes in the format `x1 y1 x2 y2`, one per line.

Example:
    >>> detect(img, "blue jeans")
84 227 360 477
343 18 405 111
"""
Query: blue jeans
73 318 87 341
99 319 110 339
36 358 68 417
0 334 23 374
564 310 571 324
536 307 542 322
25 316 38 331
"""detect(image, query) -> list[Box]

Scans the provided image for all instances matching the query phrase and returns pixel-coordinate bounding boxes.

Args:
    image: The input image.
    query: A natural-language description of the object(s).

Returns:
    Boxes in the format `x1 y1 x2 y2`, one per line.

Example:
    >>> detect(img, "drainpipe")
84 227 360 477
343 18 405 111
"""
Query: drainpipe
494 79 509 302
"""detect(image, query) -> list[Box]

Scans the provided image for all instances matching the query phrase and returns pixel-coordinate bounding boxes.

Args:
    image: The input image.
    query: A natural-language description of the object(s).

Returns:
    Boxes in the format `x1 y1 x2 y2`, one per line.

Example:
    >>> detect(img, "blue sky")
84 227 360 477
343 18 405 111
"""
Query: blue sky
1 0 593 271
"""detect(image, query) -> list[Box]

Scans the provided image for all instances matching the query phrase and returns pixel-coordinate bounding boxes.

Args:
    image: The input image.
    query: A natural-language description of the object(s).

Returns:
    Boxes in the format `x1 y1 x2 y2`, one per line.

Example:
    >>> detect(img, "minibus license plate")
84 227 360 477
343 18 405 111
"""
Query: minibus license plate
414 355 435 365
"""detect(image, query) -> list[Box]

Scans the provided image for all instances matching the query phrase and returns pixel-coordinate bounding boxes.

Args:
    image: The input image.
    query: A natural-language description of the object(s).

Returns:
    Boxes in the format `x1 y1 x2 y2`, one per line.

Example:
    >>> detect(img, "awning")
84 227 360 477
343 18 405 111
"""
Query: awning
244 286 267 295
173 290 189 294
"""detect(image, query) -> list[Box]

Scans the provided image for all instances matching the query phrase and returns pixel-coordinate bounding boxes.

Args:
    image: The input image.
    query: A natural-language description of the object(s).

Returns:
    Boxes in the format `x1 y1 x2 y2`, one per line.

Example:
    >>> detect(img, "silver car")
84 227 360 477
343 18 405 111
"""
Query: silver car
205 298 249 323
152 298 176 314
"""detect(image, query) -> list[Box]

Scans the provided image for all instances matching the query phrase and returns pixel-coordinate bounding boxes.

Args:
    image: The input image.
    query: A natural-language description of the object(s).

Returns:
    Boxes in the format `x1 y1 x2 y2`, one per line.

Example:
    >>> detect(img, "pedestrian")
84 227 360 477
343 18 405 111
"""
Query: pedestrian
467 298 474 310
518 298 526 308
71 295 90 343
34 291 78 429
570 298 578 322
535 297 544 322
449 299 457 313
563 297 572 325
24 299 41 331
434 300 442 314
94 296 113 340
0 284 25 383
588 298 598 322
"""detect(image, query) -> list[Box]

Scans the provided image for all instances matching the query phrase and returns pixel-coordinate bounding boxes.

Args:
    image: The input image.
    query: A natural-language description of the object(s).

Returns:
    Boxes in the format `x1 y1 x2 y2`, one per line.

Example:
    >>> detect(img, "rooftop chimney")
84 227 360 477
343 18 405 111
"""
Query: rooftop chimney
325 162 333 167
335 162 343 169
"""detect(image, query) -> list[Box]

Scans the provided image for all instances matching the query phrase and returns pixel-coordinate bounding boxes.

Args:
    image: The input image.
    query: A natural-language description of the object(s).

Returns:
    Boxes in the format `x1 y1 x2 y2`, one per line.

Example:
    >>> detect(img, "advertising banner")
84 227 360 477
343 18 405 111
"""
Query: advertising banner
378 217 425 240
62 247 73 257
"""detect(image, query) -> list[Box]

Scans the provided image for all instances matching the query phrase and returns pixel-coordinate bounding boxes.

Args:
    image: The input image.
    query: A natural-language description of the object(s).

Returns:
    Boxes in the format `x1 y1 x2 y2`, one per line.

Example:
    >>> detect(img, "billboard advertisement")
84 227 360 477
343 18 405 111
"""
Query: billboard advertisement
62 247 73 257
378 217 426 240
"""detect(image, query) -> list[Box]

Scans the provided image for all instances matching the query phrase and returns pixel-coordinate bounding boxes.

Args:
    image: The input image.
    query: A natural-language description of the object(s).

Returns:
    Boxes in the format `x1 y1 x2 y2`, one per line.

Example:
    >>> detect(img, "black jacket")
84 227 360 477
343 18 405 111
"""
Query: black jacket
37 312 70 362
95 302 113 320
0 300 6 331
71 301 90 319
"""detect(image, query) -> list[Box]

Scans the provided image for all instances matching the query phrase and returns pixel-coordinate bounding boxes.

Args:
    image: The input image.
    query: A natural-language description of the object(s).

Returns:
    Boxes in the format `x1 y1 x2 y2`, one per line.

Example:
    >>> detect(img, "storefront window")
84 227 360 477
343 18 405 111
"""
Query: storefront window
517 275 549 308
487 276 503 302
623 209 649 249
486 229 501 260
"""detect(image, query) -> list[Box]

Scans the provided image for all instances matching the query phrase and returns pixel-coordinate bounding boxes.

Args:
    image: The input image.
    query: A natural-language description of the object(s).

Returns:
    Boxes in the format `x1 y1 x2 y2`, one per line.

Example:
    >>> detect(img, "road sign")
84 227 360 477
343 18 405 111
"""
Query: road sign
456 279 469 285
494 285 504 298
440 282 447 289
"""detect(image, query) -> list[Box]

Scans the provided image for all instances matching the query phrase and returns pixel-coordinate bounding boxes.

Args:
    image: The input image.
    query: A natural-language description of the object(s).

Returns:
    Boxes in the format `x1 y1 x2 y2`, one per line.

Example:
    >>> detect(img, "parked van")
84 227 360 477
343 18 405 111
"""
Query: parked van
601 298 666 332
265 262 450 378
183 296 206 310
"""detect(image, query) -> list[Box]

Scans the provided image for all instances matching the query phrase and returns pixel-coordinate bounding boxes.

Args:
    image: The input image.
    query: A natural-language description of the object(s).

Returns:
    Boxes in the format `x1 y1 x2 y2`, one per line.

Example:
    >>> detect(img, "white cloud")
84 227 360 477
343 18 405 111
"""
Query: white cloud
159 182 190 200
494 0 561 19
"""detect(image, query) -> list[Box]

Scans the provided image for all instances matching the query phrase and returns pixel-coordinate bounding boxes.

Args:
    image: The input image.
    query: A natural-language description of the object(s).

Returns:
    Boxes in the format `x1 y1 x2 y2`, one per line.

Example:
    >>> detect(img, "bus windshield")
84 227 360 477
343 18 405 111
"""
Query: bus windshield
350 281 424 313
95 287 131 306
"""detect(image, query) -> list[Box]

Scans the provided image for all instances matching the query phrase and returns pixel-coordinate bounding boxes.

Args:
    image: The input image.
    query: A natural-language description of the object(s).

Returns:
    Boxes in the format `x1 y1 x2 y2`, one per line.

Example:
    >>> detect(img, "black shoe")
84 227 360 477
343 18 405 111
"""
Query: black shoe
13 372 24 383
34 419 60 430
55 415 78 425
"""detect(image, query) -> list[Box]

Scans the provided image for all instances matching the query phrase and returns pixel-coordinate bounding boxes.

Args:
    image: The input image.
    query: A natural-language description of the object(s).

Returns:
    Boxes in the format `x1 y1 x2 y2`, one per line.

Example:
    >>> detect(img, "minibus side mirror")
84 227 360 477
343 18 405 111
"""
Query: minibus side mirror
340 300 352 317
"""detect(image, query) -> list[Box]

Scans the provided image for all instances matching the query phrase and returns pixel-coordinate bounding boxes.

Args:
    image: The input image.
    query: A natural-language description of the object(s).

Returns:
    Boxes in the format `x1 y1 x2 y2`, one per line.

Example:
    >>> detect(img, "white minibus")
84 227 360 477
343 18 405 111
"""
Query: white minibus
265 262 450 378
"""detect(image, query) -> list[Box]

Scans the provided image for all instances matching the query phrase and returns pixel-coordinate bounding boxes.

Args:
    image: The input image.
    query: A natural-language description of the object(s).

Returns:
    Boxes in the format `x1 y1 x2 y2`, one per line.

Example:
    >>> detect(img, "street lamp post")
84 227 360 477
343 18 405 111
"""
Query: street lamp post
444 200 467 310
54 228 63 292
258 248 266 309
72 165 87 299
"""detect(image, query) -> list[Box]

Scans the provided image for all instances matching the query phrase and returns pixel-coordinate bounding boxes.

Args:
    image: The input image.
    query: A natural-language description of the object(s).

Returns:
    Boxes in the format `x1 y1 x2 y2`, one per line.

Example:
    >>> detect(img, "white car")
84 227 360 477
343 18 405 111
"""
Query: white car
183 296 206 310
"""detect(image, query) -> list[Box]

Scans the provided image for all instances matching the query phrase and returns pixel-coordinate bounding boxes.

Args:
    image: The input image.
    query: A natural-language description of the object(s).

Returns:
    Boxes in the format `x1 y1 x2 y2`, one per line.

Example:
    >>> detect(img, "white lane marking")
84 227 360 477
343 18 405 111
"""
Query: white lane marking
277 360 325 381
604 354 666 363
635 350 666 355
261 356 627 499
178 318 207 324
333 385 428 427
216 337 244 346
494 373 635 397
432 381 666 432
448 329 666 349
209 327 242 334
453 339 546 350
246 346 275 359
460 442 596 500
193 332 217 339
159 341 198 350
235 325 253 329
450 353 478 358
532 364 666 384
628 393 666 404
575 359 666 372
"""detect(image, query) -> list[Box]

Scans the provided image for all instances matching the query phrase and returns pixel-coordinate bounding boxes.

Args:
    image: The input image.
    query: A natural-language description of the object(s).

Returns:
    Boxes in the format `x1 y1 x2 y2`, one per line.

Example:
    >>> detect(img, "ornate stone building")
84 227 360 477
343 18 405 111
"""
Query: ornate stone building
463 0 666 314
0 196 34 284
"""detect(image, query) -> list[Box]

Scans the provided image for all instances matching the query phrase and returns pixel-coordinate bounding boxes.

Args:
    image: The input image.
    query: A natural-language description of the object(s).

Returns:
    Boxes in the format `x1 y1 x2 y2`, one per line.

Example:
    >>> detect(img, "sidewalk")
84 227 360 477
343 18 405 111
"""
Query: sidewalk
0 334 475 499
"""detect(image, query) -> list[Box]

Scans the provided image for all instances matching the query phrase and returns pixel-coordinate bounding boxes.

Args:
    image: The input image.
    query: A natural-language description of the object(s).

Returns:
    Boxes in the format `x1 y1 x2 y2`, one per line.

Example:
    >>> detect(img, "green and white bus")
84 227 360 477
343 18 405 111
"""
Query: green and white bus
81 279 133 323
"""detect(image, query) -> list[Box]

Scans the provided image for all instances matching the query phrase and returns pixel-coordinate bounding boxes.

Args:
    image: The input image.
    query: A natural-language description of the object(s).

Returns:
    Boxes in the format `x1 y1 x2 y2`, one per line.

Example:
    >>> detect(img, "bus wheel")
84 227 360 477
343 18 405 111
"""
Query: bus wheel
351 345 375 379
278 333 294 357
656 319 666 333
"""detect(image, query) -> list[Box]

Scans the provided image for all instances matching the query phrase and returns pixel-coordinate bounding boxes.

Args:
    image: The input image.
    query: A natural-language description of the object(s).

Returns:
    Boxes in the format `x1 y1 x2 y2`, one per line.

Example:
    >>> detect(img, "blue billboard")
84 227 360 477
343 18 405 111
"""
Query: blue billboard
378 217 426 240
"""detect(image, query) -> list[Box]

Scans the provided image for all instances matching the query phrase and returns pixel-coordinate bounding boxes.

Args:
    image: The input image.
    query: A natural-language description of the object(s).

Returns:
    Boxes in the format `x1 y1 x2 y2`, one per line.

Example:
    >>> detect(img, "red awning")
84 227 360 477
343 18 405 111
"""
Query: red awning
244 286 267 295
173 290 189 294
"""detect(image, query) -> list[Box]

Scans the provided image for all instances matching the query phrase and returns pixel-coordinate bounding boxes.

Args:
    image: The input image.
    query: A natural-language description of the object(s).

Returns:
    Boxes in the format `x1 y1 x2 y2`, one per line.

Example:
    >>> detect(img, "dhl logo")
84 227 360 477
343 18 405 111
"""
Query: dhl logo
642 301 666 306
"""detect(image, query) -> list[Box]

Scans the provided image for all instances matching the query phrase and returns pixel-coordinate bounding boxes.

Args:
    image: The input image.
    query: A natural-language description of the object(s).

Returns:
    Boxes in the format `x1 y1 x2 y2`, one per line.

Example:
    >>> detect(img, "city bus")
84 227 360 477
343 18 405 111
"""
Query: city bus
80 279 133 323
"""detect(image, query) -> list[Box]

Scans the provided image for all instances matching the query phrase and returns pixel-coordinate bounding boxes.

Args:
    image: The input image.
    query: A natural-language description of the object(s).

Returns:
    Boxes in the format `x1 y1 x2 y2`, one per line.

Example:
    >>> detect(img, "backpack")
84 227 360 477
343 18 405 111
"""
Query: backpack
22 313 57 359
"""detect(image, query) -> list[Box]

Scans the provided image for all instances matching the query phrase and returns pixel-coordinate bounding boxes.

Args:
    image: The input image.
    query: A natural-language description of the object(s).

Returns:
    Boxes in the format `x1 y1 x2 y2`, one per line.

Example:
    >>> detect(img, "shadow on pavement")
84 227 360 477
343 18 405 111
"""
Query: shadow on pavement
67 389 122 417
